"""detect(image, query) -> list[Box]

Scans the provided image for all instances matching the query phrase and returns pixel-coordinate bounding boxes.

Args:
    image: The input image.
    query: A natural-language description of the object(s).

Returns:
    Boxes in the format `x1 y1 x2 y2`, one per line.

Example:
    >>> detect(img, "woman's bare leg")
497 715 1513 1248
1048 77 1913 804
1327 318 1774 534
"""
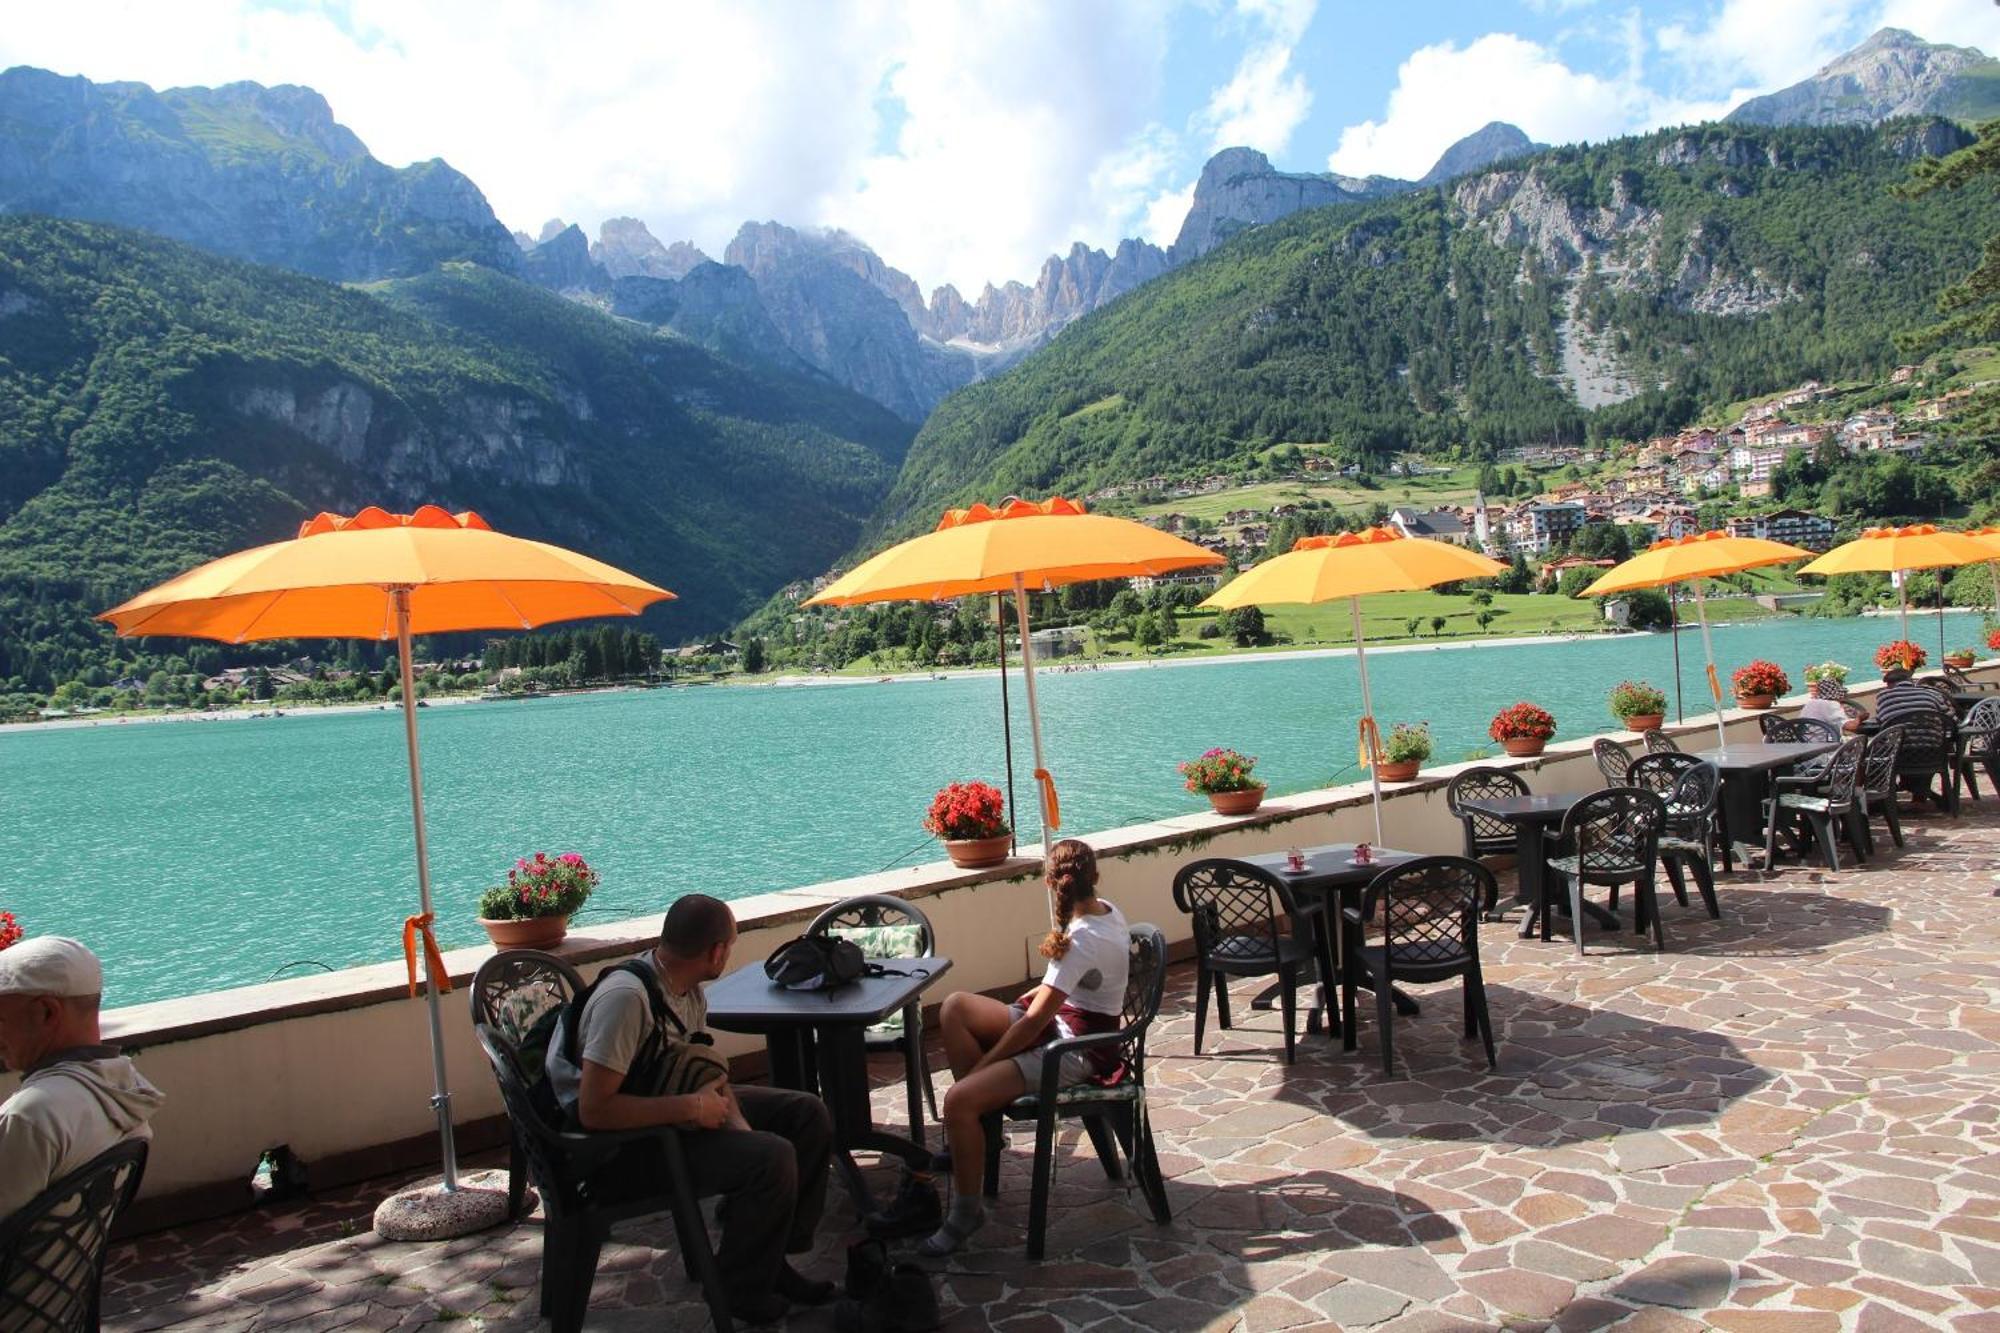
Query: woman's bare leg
938 991 1015 1078
939 1059 1027 1199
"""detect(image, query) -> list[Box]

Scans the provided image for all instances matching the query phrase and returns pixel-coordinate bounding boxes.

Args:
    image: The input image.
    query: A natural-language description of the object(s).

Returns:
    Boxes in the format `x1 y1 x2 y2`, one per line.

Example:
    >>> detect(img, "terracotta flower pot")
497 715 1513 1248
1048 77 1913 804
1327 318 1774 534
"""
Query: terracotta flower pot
1735 693 1776 710
944 834 1012 869
1945 654 1975 668
1207 787 1266 816
1500 737 1547 758
1620 713 1664 732
1376 760 1421 782
479 915 570 950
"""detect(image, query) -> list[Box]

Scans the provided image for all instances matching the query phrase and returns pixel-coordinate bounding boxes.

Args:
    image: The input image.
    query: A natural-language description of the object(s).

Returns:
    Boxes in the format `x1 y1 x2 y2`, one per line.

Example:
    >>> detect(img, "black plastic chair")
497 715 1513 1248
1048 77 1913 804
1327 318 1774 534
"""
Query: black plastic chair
470 948 585 1221
1542 788 1667 954
809 895 940 1135
1171 859 1322 1063
1955 698 2000 801
1445 767 1527 916
1759 715 1839 745
1593 738 1633 786
1626 750 1698 796
1643 729 1682 754
1654 761 1722 922
475 997 731 1331
1339 856 1497 1077
0 1138 148 1333
1857 724 1906 854
1764 735 1868 871
980 924 1173 1260
1893 709 1959 815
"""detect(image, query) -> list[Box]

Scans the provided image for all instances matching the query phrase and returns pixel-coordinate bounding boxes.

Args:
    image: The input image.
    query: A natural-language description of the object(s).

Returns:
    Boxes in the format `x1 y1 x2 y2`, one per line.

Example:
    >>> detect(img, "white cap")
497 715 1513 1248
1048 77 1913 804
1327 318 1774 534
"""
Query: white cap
0 937 103 998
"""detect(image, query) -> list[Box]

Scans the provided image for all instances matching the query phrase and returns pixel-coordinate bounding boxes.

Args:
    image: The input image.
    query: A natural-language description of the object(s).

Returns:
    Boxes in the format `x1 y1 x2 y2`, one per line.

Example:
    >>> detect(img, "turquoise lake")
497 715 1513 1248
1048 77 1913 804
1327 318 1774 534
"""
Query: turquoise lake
0 613 1969 1006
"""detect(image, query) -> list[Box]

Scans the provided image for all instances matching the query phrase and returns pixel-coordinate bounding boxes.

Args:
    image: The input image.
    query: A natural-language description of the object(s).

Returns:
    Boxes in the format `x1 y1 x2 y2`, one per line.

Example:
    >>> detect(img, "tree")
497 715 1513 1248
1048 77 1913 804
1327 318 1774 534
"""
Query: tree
1475 609 1497 633
1557 566 1599 600
1897 118 2000 351
1429 615 1447 637
1494 553 1534 594
1569 523 1632 562
1218 606 1267 646
1133 611 1163 651
1620 588 1673 630
1404 617 1421 638
1156 604 1179 642
742 638 768 674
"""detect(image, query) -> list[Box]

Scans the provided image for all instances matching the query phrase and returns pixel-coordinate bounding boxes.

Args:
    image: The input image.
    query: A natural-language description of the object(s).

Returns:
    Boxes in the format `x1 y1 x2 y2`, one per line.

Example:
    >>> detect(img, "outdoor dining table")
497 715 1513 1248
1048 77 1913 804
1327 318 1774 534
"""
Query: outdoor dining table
1451 791 1622 938
705 956 951 1220
1239 844 1422 1049
1688 741 1837 871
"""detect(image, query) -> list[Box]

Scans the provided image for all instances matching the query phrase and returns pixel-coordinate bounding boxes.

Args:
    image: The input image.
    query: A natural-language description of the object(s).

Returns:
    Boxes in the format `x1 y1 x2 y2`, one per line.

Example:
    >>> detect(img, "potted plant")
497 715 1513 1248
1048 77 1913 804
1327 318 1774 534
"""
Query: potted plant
1988 627 2000 653
926 780 1012 868
0 911 21 951
1489 702 1556 758
1803 661 1850 688
1376 722 1431 782
1945 645 1978 669
1731 660 1789 709
479 851 598 949
1875 640 1927 673
1608 680 1668 732
1180 747 1266 815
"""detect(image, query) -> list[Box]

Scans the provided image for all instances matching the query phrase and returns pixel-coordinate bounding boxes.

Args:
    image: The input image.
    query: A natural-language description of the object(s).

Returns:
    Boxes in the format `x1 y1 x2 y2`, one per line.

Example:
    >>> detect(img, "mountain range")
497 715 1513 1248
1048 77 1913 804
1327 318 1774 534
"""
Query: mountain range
0 24 1994 678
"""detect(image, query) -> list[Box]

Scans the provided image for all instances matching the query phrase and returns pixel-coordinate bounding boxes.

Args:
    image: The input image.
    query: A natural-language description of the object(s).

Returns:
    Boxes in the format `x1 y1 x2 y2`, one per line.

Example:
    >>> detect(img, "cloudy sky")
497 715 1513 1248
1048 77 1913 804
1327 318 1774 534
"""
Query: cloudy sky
2 1 1993 295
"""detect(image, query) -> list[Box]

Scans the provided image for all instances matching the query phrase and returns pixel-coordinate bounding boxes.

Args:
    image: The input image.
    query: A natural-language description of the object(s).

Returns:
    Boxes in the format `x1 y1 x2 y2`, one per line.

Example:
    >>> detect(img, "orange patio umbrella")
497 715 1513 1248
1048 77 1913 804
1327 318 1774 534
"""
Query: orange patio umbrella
1797 524 1995 642
1964 526 2000 623
101 505 673 1222
807 497 1223 839
1580 531 1812 747
1202 528 1507 844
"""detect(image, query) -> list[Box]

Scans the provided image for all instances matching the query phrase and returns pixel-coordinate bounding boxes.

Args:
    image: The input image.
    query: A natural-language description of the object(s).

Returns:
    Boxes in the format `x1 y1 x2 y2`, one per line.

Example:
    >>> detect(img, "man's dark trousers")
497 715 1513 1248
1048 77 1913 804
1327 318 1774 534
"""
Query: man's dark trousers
681 1086 832 1297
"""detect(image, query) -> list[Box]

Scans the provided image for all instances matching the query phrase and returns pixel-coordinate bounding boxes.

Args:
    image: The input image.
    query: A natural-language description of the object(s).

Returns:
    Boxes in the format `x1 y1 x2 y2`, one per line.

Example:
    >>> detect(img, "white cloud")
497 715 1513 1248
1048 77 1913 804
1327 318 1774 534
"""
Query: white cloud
1326 33 1632 180
1198 0 1316 154
0 0 1192 294
1654 0 1871 97
1872 0 2000 52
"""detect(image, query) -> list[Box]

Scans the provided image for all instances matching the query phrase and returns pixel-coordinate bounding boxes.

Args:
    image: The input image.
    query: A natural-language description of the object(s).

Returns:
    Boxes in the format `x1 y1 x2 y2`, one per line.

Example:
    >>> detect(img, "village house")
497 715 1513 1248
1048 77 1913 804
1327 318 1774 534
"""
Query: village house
1388 506 1473 546
1840 410 1897 451
1725 508 1837 551
1890 364 1919 384
1910 388 1973 421
1503 500 1587 555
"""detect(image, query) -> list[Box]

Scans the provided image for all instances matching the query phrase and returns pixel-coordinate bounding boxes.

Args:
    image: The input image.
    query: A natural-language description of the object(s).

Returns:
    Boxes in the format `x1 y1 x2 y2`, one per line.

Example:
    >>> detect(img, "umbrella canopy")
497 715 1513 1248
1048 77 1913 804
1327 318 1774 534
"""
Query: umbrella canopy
101 505 674 1213
1798 524 1995 638
1203 527 1507 843
807 496 1223 606
100 505 671 640
806 497 1223 840
1579 531 1812 598
1577 530 1812 748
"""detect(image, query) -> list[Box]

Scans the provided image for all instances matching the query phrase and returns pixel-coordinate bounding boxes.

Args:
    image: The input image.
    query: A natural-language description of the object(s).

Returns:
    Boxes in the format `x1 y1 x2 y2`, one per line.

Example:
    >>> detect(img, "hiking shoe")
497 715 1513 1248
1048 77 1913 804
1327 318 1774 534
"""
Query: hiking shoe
865 1173 942 1241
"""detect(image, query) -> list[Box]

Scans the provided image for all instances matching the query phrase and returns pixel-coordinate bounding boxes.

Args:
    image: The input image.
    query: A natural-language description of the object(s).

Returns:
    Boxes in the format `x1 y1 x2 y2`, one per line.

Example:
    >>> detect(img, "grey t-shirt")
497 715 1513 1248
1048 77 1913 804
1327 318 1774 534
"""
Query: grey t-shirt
545 954 706 1112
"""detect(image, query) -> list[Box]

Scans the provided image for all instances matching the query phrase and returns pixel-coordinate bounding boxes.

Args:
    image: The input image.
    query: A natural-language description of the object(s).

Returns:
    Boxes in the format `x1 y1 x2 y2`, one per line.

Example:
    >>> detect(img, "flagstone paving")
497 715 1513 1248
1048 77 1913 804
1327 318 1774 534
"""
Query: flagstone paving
101 804 2000 1330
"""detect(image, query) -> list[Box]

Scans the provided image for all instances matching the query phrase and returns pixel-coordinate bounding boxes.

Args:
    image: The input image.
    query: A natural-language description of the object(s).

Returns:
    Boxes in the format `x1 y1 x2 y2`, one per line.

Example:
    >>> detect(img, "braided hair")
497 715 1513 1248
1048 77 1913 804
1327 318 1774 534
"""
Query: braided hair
1038 838 1099 961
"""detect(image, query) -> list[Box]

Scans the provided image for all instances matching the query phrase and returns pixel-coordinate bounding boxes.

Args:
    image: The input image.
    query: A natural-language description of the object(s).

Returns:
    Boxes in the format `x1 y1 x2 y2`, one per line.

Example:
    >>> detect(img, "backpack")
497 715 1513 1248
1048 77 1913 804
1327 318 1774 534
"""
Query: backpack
544 960 726 1127
764 934 868 990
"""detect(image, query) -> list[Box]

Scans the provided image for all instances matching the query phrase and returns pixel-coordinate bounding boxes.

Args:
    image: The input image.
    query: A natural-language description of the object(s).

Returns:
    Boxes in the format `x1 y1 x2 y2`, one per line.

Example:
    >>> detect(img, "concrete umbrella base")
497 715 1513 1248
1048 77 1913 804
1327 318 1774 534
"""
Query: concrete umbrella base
373 1169 522 1240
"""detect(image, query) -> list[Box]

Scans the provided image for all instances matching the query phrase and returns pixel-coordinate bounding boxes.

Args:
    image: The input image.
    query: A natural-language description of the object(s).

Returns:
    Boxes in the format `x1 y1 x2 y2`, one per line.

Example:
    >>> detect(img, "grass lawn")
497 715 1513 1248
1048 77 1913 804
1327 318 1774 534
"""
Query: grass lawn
1126 466 1488 525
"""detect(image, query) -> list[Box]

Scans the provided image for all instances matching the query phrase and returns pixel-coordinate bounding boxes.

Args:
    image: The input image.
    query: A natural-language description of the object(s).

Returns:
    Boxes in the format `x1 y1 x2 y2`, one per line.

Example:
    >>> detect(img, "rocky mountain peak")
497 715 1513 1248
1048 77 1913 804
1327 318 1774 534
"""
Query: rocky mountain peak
1419 122 1539 186
591 216 708 280
1727 26 1998 127
1172 147 1359 262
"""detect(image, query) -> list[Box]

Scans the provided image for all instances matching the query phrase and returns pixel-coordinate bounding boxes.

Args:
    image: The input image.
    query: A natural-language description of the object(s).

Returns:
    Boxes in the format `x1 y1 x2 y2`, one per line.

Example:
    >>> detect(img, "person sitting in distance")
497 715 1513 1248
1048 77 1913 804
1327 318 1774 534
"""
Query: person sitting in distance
545 895 834 1324
920 839 1130 1255
0 937 164 1218
1872 667 1956 804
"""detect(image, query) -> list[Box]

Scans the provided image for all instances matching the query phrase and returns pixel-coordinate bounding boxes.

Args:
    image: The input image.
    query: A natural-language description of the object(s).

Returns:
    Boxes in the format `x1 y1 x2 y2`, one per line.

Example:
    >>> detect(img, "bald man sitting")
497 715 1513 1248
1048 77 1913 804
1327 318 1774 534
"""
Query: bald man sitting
0 937 163 1217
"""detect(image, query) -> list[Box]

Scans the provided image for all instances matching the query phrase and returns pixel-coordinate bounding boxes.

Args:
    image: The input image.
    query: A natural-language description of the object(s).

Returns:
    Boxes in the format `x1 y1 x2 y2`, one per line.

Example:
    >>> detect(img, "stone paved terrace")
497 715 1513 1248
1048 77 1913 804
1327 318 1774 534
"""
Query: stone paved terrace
103 802 2000 1332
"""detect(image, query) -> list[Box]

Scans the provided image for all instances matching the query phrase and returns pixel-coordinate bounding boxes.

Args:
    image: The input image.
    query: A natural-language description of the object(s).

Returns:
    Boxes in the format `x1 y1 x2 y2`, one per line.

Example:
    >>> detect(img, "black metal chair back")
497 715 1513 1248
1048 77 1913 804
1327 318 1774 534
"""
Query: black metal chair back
1171 859 1292 965
1963 698 2000 741
1113 924 1169 1083
1796 717 1841 744
1359 856 1490 975
1445 767 1529 857
1759 714 1804 743
1819 735 1867 805
470 949 586 1222
1627 751 1698 797
807 894 935 956
808 894 941 1129
1593 738 1632 786
0 1138 148 1333
1556 788 1667 881
1862 724 1904 799
1642 729 1682 754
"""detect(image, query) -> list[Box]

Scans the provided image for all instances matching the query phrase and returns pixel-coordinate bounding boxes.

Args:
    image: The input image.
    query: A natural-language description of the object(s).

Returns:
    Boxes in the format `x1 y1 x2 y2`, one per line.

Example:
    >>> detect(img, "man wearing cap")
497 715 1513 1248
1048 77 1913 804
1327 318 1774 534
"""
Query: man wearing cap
0 938 164 1217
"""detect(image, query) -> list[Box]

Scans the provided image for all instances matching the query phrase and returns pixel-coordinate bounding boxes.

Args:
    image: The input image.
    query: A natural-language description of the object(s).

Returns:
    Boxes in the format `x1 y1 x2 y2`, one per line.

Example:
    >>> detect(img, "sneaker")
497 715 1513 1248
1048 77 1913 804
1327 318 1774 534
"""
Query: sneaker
865 1173 942 1241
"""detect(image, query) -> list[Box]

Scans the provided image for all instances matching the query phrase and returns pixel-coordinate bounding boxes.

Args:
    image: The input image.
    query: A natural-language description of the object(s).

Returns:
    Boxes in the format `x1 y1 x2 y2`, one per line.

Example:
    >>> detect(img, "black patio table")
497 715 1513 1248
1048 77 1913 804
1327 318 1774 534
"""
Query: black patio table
706 956 951 1219
1452 791 1622 938
1239 844 1422 1049
1688 741 1837 871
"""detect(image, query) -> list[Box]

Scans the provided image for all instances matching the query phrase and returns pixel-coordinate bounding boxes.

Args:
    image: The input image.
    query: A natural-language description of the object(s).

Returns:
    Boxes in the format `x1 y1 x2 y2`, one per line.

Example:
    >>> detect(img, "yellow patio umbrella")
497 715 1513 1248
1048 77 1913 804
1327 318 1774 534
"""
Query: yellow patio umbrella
807 496 1224 838
1797 524 1995 642
1202 527 1506 844
1580 531 1812 747
101 505 673 1222
1965 526 2000 623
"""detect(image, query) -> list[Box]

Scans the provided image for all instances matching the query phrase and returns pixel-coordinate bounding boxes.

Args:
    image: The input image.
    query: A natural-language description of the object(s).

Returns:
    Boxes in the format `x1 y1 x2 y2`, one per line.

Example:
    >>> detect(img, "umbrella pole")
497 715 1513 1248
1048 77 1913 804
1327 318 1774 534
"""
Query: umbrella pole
1349 598 1384 847
395 589 460 1193
1693 581 1727 749
995 593 1018 856
1011 575 1057 843
1670 583 1684 724
1898 574 1909 640
1939 577 1947 665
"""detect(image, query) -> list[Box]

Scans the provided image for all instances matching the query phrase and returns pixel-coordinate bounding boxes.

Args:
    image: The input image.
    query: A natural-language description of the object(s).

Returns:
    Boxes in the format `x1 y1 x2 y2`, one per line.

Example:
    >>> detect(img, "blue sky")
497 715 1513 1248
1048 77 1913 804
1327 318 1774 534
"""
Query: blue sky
2 1 1994 294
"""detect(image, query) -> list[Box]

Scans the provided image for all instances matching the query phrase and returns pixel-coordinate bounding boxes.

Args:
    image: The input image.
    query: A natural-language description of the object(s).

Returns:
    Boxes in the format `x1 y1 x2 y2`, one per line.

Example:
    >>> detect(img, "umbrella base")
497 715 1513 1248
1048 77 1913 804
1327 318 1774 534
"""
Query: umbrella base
373 1169 518 1240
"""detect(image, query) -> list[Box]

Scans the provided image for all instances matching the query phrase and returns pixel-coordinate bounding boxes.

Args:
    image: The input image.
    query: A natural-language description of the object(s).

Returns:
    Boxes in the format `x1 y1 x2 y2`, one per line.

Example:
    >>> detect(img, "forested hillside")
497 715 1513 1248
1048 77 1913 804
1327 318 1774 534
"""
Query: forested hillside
0 217 912 692
869 119 1989 539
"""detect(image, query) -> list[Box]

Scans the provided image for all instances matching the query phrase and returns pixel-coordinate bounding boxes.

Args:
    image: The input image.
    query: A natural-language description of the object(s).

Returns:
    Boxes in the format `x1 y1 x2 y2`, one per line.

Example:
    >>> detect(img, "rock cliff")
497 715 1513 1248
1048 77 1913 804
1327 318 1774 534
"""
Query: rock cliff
1728 28 1999 127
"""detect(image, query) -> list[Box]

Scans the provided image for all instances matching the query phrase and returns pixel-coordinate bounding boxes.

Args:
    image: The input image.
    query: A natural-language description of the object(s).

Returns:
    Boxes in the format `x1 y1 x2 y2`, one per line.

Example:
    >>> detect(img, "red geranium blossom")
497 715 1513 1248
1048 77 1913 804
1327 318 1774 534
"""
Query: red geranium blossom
925 781 1008 840
1875 640 1927 672
1732 660 1790 697
1489 702 1556 742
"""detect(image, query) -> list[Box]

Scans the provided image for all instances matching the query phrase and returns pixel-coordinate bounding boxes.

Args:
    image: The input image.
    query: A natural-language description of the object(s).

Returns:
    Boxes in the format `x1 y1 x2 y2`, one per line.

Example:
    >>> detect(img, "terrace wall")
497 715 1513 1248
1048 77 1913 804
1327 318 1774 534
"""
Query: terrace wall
11 669 1989 1229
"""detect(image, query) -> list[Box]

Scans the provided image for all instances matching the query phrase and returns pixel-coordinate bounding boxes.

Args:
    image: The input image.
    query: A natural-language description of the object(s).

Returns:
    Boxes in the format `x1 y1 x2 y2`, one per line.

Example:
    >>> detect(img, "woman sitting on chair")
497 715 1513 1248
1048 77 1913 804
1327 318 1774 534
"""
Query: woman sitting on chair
921 838 1129 1256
